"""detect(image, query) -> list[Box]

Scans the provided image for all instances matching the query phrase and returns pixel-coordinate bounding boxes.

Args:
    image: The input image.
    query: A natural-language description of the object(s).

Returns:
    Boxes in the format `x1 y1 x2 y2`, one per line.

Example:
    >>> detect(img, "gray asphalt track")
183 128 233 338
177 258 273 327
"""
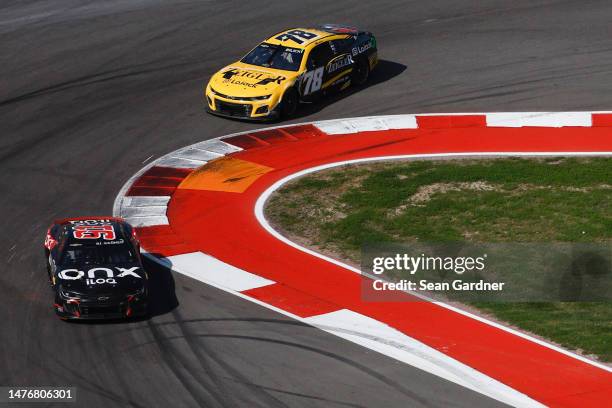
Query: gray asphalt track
1 1 611 407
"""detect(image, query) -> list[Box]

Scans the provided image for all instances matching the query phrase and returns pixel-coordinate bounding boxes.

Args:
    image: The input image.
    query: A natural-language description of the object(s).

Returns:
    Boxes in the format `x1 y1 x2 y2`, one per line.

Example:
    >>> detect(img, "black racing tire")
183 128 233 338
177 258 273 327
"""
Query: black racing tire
45 251 54 287
279 87 299 118
352 57 370 86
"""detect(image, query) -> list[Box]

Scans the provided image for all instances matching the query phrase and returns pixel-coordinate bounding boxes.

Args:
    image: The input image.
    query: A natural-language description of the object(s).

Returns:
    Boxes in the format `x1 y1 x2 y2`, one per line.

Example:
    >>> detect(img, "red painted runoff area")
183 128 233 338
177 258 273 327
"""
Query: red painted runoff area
134 121 612 407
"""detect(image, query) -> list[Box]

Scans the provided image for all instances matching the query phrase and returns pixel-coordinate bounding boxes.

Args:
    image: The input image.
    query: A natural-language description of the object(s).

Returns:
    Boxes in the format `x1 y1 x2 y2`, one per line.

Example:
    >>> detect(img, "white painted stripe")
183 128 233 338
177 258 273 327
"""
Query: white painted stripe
173 147 222 162
343 117 389 132
314 115 419 134
255 151 612 375
122 196 170 207
380 114 418 129
195 139 243 154
315 112 596 134
314 120 360 134
166 251 274 292
305 309 543 408
124 215 168 227
485 112 592 127
121 206 167 218
156 156 205 169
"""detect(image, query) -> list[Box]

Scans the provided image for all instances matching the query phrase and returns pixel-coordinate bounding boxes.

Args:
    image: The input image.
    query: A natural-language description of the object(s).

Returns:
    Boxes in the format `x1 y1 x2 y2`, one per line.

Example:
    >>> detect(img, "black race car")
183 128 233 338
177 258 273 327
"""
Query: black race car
44 217 148 320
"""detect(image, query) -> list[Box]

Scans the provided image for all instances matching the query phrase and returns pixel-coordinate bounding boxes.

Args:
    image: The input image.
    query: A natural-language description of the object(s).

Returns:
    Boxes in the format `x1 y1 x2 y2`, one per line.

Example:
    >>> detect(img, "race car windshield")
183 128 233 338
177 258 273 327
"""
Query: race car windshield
241 43 303 71
60 245 136 265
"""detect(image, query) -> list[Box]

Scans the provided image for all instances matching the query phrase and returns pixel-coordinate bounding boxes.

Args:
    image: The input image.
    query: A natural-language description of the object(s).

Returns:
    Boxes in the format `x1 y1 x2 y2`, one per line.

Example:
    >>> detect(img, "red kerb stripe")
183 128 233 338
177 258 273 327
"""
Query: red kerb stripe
591 114 612 127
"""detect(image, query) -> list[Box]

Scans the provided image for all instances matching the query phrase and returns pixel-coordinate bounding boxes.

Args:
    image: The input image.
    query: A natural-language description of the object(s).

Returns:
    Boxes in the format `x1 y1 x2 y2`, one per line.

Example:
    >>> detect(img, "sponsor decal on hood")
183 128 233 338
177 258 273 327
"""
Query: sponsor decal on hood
58 266 141 286
221 68 286 87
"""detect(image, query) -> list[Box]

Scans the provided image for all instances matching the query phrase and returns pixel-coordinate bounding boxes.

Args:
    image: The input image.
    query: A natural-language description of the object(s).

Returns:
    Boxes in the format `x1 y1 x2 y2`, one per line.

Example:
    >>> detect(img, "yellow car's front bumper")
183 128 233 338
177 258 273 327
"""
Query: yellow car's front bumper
205 85 280 121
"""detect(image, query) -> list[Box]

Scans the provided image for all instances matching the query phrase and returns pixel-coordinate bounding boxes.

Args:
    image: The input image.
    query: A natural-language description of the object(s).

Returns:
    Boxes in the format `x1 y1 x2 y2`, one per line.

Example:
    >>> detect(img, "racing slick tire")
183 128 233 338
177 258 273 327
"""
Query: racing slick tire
279 87 299 118
45 253 54 287
351 57 370 87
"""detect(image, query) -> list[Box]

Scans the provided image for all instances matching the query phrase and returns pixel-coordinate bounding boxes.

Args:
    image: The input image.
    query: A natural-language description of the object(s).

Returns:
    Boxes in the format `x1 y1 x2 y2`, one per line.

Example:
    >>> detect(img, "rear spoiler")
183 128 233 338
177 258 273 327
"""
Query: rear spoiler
317 24 362 35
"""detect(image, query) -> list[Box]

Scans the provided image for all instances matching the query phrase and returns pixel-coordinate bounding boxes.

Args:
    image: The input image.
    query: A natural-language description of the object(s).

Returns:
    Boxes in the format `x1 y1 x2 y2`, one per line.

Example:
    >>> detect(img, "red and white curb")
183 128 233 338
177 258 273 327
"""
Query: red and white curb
114 112 612 407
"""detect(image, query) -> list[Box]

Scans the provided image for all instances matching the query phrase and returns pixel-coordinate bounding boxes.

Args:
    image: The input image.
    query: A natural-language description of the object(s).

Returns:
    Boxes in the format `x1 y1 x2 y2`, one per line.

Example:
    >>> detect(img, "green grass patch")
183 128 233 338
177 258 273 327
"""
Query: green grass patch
265 157 612 361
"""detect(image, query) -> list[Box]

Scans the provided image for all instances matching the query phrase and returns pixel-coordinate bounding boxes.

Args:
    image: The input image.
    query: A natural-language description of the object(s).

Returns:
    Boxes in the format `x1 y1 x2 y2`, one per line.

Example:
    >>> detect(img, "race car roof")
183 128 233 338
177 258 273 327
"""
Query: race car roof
59 217 130 246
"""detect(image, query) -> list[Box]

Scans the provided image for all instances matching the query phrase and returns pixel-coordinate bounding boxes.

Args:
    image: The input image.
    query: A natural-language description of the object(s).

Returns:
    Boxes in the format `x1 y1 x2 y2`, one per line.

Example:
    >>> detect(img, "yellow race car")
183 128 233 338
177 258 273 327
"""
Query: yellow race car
205 24 378 121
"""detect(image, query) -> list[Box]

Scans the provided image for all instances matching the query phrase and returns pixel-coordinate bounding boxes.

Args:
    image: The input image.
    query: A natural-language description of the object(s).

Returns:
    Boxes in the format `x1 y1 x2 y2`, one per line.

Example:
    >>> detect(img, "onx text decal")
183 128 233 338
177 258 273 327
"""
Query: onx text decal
58 267 141 285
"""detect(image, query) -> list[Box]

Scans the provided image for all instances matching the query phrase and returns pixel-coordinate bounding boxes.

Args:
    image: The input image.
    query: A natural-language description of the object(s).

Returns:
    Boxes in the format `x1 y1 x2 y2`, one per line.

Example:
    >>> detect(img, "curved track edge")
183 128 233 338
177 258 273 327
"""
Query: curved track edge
114 113 612 408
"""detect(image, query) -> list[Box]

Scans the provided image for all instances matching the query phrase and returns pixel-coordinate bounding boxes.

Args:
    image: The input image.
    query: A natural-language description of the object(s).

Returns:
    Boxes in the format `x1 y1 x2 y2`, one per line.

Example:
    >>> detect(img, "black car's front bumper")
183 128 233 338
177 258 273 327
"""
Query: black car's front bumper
55 293 148 320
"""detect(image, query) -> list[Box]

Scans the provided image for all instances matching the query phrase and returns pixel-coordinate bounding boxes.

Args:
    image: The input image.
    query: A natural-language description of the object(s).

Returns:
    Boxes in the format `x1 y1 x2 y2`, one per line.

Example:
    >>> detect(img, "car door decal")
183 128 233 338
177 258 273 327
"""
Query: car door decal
326 54 353 75
302 67 324 95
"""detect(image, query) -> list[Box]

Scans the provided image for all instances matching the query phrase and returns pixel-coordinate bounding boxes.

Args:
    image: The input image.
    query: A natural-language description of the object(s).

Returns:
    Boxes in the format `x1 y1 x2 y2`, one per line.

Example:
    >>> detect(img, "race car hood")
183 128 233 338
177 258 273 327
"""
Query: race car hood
209 62 298 97
56 262 146 295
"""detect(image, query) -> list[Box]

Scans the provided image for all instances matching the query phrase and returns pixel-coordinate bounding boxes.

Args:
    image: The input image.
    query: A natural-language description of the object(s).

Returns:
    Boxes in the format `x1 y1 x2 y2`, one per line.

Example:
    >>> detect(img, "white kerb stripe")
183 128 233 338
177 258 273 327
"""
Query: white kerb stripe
120 196 170 219
166 251 275 292
122 196 170 207
314 120 360 134
380 114 418 129
195 139 243 154
341 117 389 132
315 116 417 134
124 215 168 227
485 112 592 127
157 156 206 169
305 310 543 408
173 147 223 162
315 112 595 133
121 206 167 218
